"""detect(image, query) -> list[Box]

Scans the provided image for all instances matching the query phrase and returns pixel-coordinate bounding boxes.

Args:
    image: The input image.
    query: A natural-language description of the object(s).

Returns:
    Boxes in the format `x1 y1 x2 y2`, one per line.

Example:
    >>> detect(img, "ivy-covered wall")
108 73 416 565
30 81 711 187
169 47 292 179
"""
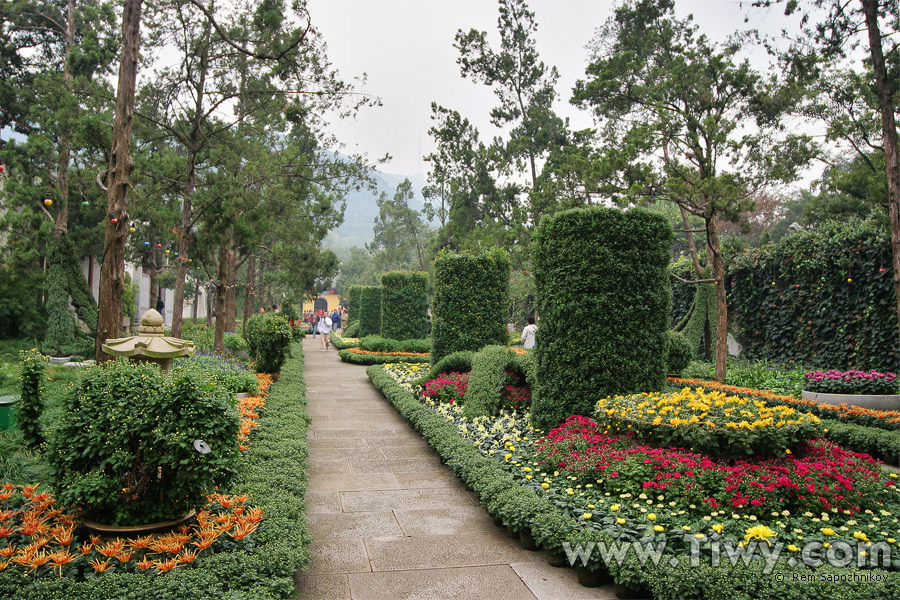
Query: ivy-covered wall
531 206 672 430
728 219 898 370
380 271 429 340
431 249 510 364
358 286 383 338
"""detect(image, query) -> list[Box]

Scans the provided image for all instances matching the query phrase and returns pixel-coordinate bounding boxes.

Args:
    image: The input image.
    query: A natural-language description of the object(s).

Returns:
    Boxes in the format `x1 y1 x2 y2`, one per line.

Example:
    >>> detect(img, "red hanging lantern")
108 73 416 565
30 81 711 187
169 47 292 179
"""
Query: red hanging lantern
111 217 118 224
880 267 886 273
156 243 162 248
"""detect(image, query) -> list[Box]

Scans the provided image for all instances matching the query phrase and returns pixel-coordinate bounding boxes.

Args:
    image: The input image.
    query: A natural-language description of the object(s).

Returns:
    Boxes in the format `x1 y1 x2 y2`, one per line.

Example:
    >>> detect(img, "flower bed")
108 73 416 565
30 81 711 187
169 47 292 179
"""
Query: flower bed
370 363 900 599
596 388 821 459
338 347 430 365
670 377 900 431
0 344 311 599
329 333 360 350
805 370 898 395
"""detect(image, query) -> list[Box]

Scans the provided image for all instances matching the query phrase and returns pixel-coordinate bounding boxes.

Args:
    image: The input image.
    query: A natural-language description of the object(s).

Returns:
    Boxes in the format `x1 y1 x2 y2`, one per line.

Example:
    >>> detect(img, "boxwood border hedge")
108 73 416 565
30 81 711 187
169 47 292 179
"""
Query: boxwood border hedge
338 349 429 365
380 271 429 340
330 333 360 350
367 365 900 600
347 285 364 326
0 344 312 600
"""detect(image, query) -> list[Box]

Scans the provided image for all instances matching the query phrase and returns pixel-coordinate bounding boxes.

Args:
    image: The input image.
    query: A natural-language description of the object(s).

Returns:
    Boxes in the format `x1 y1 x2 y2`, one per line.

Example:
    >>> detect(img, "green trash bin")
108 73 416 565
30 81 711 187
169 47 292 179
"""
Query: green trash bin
0 395 18 431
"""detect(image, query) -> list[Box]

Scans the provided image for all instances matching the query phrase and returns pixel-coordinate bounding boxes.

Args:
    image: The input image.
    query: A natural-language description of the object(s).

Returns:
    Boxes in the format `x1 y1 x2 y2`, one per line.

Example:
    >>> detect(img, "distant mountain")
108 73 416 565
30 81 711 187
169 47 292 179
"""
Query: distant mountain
325 170 428 249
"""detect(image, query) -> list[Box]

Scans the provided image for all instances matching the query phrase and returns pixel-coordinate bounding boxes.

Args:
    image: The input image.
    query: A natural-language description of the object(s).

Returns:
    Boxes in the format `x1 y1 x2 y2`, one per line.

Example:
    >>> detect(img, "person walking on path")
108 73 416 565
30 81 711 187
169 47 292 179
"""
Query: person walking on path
331 309 341 333
317 310 332 350
522 314 538 349
310 311 318 338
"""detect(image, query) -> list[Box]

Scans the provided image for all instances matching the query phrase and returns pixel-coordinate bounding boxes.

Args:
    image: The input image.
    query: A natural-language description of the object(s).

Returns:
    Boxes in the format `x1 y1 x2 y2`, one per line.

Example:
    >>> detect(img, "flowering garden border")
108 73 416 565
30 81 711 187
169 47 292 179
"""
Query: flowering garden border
0 343 311 599
368 365 900 599
338 347 429 365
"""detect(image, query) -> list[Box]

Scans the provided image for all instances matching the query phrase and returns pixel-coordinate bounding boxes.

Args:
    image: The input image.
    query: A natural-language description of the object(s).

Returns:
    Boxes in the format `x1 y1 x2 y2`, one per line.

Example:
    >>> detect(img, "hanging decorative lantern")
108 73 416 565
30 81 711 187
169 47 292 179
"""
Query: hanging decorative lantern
43 197 52 207
156 243 162 248
111 217 118 224
880 267 887 274
82 200 90 207
130 226 136 233
165 249 170 254
144 241 150 246
0 164 4 173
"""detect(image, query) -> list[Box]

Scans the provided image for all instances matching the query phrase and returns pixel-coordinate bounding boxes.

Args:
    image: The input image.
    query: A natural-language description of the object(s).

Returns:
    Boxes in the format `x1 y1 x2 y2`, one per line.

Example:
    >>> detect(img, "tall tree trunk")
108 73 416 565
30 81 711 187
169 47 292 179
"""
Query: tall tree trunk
707 215 728 383
206 284 214 326
213 240 230 353
225 239 237 333
191 282 199 324
243 254 255 330
95 0 142 361
172 16 212 337
862 0 900 367
54 0 76 237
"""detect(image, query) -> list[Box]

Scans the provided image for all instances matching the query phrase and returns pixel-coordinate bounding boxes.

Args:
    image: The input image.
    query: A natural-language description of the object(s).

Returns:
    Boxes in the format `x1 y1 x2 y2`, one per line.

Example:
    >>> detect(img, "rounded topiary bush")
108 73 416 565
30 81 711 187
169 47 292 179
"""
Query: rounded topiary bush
431 249 510 364
358 286 383 338
531 206 672 430
47 360 240 525
381 271 429 340
245 313 292 374
348 285 365 326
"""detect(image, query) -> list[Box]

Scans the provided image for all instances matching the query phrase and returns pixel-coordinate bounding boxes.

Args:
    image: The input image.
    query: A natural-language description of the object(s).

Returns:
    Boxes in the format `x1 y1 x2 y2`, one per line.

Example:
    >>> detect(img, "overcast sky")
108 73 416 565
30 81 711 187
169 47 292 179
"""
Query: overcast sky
306 0 793 178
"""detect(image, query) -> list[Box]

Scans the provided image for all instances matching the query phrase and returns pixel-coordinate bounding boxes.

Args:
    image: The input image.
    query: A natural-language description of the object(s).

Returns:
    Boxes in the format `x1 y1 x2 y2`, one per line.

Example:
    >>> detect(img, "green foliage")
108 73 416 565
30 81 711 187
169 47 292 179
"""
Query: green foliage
431 248 510 364
347 285 365 325
418 350 476 386
337 349 429 365
358 285 383 338
681 358 810 397
329 333 360 350
665 330 693 375
380 271 429 340
17 350 46 450
245 313 292 374
531 206 672 430
674 282 716 360
463 345 525 418
0 344 312 599
121 272 138 321
47 360 240 524
42 260 78 357
223 332 248 355
669 256 698 327
180 322 216 353
370 180 432 272
728 219 898 370
343 320 360 338
174 354 258 395
359 335 430 354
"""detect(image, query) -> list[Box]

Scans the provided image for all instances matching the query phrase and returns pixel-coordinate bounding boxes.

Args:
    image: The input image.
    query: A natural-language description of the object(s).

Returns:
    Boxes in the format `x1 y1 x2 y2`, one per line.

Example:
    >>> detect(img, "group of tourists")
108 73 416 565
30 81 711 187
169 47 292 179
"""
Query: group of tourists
304 307 346 351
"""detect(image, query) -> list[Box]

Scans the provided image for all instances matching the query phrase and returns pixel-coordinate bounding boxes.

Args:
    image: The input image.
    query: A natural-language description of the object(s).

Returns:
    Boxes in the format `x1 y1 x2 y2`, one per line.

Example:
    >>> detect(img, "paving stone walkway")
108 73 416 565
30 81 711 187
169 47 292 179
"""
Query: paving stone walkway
295 336 615 600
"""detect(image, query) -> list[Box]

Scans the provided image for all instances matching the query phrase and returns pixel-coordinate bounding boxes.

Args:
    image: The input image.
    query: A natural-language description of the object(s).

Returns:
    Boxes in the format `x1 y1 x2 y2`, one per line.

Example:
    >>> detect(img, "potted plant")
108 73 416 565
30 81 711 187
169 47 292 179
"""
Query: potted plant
802 369 900 410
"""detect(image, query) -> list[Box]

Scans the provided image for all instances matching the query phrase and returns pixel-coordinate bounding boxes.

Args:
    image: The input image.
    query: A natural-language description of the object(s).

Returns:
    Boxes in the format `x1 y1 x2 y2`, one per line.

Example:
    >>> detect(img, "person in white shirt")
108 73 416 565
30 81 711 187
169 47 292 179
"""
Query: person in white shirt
522 315 538 349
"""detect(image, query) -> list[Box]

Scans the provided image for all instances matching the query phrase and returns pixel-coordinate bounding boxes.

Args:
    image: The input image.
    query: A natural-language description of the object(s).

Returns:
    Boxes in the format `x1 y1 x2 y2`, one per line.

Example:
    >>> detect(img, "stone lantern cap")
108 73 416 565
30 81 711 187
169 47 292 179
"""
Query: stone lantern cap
102 309 196 360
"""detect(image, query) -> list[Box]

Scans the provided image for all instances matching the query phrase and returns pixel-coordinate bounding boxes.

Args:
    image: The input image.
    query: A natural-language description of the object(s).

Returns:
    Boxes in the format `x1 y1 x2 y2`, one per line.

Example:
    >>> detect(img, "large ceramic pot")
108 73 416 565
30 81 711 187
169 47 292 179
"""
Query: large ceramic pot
81 509 197 536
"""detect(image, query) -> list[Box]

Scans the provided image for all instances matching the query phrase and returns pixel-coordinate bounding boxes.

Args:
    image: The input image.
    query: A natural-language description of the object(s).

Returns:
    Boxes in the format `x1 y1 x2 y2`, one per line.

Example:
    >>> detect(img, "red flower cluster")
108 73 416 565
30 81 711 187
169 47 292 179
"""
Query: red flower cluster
424 372 470 405
537 416 894 517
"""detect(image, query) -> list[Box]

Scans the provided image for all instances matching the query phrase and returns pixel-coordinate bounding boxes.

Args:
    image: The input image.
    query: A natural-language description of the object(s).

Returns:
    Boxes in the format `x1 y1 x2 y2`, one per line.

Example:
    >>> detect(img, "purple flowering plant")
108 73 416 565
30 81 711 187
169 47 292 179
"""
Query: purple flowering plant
804 369 898 395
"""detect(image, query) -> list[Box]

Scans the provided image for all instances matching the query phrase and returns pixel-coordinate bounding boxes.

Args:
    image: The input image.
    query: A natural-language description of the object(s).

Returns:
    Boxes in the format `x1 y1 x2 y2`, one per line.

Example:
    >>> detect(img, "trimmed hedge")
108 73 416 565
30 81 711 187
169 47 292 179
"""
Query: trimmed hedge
0 343 312 599
347 285 364 326
367 365 900 600
431 249 510 364
380 271 429 340
343 320 360 338
729 219 899 370
358 286 383 338
359 335 430 354
246 313 293 374
463 346 532 419
337 349 430 365
821 418 900 462
413 350 476 387
531 207 672 430
330 333 360 350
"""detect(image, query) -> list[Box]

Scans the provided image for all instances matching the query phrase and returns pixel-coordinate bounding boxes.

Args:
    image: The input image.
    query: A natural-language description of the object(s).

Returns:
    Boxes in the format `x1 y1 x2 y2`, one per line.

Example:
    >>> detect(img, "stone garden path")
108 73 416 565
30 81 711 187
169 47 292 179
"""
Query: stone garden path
294 336 615 600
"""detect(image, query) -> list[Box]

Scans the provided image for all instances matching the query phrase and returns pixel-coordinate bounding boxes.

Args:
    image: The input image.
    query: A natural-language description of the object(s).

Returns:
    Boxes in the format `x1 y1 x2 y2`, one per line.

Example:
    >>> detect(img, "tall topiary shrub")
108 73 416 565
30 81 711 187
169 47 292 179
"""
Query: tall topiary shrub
358 286 383 338
431 249 510 363
42 259 78 357
531 206 672 430
381 271 429 340
245 313 292 374
18 350 46 450
348 285 364 325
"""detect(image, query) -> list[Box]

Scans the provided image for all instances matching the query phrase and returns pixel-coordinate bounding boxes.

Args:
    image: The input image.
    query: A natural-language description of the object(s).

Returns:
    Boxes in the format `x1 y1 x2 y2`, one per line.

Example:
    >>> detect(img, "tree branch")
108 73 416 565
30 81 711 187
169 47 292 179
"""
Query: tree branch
670 272 716 285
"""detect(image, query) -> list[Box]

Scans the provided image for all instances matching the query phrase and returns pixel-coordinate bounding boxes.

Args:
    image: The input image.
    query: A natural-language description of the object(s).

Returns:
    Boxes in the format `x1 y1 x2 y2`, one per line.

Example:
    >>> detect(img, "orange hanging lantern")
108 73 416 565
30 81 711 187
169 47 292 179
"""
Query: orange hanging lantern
43 197 52 207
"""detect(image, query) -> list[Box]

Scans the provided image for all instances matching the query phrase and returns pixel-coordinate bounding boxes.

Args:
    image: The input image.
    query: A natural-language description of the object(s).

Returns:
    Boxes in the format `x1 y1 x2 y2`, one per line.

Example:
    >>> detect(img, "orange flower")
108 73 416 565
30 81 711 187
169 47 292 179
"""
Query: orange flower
20 484 39 499
0 546 16 558
136 557 154 570
116 551 134 563
128 535 153 550
193 538 215 550
79 542 93 555
89 535 102 545
51 525 74 546
0 525 14 538
89 558 112 572
97 539 126 557
178 548 200 564
153 558 181 572
244 507 264 523
0 560 8 571
0 510 14 521
228 522 259 540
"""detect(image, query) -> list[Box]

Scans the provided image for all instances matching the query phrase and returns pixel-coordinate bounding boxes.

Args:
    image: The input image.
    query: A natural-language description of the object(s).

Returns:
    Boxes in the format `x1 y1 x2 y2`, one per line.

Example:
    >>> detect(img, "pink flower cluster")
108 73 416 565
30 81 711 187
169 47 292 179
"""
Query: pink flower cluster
805 370 897 383
537 416 893 516
423 372 470 405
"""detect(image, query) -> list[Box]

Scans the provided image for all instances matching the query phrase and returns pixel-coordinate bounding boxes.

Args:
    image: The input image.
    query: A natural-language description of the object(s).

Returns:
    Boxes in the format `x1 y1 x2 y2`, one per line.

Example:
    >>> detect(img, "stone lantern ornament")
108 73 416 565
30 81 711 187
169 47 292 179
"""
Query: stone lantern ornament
102 308 195 370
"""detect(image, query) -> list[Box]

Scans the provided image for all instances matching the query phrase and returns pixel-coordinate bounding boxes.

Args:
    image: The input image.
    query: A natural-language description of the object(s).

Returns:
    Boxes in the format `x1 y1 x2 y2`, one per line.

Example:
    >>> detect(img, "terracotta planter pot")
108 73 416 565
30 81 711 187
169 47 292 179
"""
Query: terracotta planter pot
81 509 196 536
